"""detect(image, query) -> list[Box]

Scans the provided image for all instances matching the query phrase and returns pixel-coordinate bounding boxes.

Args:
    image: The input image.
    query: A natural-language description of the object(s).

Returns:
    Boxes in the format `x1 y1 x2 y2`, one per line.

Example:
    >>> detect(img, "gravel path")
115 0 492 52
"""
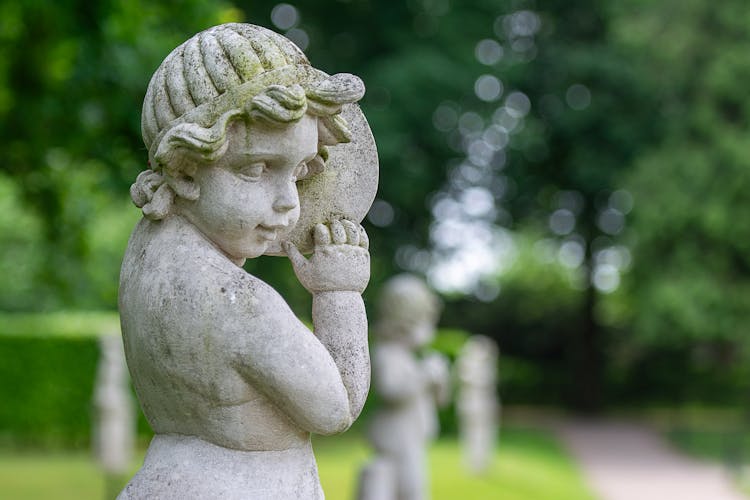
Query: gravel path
555 419 747 500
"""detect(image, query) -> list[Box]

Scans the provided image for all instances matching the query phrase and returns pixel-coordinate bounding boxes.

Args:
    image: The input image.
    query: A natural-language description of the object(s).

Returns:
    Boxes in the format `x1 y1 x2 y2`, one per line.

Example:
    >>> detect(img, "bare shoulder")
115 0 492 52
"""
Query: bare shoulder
121 216 300 331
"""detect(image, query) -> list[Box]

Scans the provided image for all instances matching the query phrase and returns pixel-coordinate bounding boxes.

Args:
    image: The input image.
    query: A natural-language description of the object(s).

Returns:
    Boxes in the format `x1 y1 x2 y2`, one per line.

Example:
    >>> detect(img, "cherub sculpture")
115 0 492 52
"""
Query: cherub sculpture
358 275 450 500
118 23 377 499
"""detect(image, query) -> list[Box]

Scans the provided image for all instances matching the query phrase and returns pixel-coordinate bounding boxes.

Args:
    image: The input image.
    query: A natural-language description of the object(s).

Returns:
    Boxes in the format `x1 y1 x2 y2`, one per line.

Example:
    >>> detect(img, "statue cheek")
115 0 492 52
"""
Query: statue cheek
288 207 301 227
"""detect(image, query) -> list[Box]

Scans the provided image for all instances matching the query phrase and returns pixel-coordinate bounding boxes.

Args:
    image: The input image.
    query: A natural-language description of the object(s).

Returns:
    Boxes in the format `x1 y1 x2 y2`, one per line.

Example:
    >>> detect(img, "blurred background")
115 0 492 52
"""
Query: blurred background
1 0 750 498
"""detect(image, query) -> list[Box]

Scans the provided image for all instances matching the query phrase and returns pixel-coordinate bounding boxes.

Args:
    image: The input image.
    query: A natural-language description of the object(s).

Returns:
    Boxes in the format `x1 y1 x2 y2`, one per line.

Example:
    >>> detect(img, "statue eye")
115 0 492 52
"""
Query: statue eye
292 162 309 182
237 163 265 181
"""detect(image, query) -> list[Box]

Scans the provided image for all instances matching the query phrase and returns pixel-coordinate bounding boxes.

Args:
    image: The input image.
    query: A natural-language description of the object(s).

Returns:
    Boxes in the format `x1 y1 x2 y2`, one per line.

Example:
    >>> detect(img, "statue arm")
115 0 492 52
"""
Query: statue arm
230 220 371 435
284 220 372 431
231 297 356 435
311 290 370 423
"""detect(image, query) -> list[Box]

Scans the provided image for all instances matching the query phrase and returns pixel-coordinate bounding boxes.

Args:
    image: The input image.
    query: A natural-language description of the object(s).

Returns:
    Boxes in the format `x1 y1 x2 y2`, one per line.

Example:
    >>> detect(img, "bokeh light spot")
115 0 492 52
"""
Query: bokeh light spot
367 199 395 227
475 39 504 65
505 91 531 118
593 263 620 293
566 84 591 110
271 3 299 30
432 102 460 132
597 208 624 235
558 240 584 269
475 75 503 102
285 28 309 50
549 209 576 235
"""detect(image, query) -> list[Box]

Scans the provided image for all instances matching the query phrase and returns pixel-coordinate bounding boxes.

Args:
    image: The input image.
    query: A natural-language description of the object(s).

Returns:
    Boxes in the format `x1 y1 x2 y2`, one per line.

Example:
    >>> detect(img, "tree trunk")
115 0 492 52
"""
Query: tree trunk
567 253 603 413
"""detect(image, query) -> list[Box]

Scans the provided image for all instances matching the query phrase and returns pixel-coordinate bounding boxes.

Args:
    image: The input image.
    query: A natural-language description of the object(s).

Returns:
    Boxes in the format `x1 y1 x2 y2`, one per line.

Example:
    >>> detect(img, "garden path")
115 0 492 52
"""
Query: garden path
555 419 747 500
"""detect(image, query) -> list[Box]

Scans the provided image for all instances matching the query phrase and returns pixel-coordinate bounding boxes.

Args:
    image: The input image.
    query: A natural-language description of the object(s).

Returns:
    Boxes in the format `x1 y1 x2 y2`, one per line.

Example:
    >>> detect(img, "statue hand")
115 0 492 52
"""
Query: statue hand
284 219 370 294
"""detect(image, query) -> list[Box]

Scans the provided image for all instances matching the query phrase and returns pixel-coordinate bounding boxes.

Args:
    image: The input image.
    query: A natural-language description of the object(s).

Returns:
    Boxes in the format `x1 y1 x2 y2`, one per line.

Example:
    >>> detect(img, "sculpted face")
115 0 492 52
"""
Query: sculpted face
178 114 319 262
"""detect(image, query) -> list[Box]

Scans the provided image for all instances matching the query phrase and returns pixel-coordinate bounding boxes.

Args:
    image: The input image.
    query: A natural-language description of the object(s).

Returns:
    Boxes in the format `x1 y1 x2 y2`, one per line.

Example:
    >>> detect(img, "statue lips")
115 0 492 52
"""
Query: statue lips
255 224 280 242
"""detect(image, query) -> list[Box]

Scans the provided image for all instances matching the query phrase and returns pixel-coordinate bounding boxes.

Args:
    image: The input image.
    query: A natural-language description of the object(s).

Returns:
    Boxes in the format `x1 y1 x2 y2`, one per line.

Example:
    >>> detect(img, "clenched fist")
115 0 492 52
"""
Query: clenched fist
283 219 370 294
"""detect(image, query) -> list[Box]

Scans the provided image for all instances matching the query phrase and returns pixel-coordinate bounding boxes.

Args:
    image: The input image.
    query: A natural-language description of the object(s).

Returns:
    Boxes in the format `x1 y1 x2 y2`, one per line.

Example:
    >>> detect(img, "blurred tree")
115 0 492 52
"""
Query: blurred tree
0 0 242 309
0 0 487 314
610 0 750 404
3 0 749 409
425 0 663 410
247 1 502 304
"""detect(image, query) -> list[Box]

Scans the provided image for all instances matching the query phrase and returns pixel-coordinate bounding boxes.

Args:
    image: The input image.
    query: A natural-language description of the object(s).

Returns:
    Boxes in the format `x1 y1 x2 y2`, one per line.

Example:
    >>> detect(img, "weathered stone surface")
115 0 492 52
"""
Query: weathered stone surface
358 275 450 500
93 333 135 474
456 335 499 474
119 23 376 499
265 102 378 256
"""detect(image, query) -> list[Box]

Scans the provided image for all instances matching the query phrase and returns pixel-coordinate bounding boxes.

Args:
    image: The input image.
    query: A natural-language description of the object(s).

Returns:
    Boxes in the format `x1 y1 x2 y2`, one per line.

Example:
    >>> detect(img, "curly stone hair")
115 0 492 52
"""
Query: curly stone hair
131 23 365 220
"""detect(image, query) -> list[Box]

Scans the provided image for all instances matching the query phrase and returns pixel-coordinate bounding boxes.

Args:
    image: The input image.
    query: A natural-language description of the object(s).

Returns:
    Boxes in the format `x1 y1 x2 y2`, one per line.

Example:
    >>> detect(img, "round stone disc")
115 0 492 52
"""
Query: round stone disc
265 103 379 255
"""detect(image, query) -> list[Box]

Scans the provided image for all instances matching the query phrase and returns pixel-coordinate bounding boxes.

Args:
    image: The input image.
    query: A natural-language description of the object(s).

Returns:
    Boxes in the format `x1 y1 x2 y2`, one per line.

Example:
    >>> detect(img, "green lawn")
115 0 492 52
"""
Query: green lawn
0 428 592 500
316 429 593 500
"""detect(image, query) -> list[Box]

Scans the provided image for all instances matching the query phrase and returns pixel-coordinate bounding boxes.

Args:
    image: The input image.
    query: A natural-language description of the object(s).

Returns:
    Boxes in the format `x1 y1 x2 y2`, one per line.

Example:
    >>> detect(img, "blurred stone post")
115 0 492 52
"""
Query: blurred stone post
93 333 135 499
456 335 499 474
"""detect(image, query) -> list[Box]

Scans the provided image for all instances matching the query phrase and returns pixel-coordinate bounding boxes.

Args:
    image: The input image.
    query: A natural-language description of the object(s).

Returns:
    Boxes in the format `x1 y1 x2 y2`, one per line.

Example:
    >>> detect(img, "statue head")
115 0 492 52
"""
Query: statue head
130 23 365 230
375 274 442 347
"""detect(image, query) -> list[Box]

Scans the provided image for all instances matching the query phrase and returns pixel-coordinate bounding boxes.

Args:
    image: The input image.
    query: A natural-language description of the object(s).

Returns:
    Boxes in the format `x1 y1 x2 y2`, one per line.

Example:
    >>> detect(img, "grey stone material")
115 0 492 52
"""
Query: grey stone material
357 275 450 500
118 23 377 499
456 335 499 474
93 333 135 475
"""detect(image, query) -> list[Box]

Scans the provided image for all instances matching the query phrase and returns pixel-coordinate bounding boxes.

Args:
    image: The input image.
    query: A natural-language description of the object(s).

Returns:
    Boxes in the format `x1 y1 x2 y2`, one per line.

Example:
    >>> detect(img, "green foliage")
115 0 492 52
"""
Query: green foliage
606 0 750 404
668 428 750 466
0 312 151 448
0 174 44 310
2 0 750 410
0 0 241 310
0 335 99 447
0 311 119 338
441 234 585 404
430 328 470 360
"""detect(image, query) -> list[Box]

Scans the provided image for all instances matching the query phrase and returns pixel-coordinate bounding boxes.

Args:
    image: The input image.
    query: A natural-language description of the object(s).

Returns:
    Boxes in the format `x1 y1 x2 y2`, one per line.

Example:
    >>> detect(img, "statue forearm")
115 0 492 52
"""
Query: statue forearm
312 290 370 423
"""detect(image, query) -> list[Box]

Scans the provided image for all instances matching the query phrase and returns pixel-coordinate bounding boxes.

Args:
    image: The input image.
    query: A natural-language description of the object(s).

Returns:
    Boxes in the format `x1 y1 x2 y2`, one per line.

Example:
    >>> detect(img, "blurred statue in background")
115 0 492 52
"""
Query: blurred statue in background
119 23 378 499
456 335 499 474
357 274 450 500
93 333 135 497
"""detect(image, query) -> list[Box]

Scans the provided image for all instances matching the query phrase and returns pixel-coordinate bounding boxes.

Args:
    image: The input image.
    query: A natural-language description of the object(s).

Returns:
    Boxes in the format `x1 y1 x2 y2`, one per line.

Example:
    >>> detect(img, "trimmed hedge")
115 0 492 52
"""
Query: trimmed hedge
0 312 480 448
0 311 151 449
0 334 100 447
0 311 119 338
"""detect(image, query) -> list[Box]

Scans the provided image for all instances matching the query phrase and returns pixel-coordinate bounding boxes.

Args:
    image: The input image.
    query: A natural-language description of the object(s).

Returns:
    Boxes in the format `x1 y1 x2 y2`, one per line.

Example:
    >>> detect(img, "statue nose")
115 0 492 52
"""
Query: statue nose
273 185 298 212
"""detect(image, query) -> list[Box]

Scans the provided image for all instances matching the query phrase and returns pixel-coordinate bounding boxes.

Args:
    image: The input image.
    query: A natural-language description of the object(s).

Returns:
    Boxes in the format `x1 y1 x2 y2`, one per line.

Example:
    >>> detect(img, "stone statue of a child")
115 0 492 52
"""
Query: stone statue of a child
358 275 450 500
118 24 374 499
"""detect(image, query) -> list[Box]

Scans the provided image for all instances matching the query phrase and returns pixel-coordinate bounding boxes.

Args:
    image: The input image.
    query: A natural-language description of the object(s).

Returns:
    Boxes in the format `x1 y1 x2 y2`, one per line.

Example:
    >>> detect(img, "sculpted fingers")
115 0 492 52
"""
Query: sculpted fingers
341 219 360 246
330 219 347 244
283 241 307 271
298 221 371 293
358 225 369 250
312 220 369 250
313 223 332 246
